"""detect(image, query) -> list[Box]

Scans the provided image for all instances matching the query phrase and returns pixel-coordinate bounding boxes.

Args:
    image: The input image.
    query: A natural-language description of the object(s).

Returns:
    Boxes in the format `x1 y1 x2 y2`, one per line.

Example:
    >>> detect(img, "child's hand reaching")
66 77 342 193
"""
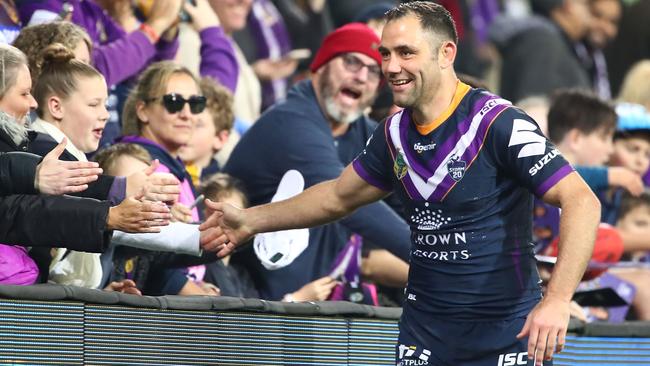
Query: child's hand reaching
171 202 193 223
285 276 338 302
104 279 142 296
609 166 644 196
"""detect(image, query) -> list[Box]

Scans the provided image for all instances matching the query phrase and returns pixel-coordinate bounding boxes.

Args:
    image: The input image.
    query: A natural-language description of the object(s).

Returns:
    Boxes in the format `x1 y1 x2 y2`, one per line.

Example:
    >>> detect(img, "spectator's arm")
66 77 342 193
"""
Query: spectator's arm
198 27 239 92
281 117 410 262
112 222 201 256
152 33 180 63
92 31 158 86
183 0 239 92
361 249 409 287
0 152 40 196
575 165 609 192
0 194 110 251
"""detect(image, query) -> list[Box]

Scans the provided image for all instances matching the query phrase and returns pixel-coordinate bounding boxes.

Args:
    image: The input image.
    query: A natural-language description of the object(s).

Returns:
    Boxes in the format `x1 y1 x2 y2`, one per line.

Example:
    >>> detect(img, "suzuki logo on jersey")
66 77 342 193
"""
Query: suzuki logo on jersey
413 142 436 153
447 155 466 182
497 352 527 366
398 344 430 366
529 148 560 176
508 119 546 158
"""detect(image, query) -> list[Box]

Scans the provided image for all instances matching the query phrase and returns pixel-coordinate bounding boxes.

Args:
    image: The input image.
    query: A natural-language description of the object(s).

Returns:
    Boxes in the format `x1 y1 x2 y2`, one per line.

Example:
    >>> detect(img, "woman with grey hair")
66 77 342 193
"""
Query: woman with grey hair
0 44 36 126
0 43 101 194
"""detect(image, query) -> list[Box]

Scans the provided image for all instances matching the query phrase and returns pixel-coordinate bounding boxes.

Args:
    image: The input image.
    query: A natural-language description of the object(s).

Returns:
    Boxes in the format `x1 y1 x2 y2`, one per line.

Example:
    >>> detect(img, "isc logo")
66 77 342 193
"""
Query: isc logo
497 352 527 366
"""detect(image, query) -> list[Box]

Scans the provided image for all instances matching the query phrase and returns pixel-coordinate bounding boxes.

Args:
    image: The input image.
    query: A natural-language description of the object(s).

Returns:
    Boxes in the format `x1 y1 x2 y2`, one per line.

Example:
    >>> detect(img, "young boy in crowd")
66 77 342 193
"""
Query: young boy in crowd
616 192 650 260
605 103 650 222
94 143 216 296
179 77 234 187
534 89 641 251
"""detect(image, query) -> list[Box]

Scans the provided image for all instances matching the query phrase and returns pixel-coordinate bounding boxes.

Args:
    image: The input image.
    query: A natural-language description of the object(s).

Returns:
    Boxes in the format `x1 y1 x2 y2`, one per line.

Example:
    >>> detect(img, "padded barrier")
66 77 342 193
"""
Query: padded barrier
0 284 649 365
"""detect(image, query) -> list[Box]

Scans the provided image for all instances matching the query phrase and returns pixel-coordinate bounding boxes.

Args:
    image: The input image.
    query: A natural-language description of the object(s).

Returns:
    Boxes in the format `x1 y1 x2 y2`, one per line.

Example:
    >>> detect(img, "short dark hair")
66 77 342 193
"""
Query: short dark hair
618 192 650 222
614 130 650 144
384 1 458 45
547 89 617 143
199 173 249 208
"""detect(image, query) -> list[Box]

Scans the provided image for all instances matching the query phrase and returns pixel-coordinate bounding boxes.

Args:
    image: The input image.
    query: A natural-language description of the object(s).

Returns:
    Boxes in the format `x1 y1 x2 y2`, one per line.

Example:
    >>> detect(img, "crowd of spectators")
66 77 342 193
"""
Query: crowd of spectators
0 0 649 321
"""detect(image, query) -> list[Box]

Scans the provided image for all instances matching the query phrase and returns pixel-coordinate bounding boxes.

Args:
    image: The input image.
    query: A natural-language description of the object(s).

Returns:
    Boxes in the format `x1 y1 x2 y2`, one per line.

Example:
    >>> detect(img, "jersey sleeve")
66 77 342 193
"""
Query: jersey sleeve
489 106 573 197
352 120 394 192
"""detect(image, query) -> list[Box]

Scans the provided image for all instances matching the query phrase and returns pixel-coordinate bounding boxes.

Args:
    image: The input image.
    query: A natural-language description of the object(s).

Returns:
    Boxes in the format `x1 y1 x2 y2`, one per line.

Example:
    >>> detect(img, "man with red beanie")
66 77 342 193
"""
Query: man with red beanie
221 22 411 302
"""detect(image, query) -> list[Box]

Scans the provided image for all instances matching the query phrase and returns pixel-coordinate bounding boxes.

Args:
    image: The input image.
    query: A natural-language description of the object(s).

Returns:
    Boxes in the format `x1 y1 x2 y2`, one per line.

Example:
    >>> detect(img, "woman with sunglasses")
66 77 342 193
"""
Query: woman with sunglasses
120 61 221 296
121 61 206 222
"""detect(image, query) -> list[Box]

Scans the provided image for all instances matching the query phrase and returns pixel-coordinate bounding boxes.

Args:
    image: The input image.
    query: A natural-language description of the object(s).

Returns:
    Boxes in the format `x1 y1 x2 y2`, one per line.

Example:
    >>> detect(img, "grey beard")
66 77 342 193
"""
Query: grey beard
324 97 362 125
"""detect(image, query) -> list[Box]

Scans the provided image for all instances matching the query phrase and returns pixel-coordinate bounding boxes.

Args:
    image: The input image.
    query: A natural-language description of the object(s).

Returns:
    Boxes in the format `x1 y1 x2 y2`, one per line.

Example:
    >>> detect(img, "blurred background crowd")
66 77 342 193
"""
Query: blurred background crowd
1 0 650 323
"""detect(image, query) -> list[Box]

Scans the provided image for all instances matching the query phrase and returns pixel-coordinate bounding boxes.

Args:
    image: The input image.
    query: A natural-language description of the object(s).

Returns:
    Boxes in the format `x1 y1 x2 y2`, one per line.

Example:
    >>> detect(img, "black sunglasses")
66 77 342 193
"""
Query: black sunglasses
146 93 207 114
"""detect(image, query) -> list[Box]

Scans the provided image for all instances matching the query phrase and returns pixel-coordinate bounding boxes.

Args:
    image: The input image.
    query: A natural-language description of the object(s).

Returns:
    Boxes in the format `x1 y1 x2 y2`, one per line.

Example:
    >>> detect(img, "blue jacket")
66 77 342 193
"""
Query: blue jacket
225 80 410 300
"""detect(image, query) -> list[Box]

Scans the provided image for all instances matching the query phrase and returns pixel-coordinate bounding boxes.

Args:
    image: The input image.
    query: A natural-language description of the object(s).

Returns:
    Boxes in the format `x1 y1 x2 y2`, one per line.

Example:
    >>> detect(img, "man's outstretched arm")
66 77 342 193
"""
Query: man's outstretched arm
517 172 600 366
199 164 389 256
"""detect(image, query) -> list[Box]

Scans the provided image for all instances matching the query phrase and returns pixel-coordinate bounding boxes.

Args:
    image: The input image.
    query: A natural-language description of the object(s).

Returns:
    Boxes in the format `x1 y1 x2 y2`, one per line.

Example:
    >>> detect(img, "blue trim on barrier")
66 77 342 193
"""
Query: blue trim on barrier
0 309 81 317
86 321 349 333
562 349 650 354
0 301 81 310
556 355 650 360
567 335 650 342
0 325 82 332
556 364 650 366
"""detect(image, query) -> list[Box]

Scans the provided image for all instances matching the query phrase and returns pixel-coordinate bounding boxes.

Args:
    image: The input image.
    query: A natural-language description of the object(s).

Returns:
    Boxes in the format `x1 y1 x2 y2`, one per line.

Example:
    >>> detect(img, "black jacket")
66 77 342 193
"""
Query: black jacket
0 121 40 195
0 115 111 252
0 194 110 251
0 151 39 196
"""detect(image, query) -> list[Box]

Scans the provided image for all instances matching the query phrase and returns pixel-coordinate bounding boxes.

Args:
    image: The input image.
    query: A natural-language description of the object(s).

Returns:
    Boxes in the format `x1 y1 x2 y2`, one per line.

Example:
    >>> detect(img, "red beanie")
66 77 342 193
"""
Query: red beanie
309 23 382 73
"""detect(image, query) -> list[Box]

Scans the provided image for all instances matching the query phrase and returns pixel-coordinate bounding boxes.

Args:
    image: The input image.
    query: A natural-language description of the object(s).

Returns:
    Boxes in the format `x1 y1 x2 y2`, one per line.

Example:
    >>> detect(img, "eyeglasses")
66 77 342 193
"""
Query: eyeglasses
146 93 207 114
341 54 382 81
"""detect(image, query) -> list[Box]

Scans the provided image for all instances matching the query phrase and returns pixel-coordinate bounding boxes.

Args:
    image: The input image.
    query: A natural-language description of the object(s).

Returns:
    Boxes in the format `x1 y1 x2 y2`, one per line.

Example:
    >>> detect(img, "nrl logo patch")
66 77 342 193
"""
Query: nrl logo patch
447 156 466 182
394 149 408 180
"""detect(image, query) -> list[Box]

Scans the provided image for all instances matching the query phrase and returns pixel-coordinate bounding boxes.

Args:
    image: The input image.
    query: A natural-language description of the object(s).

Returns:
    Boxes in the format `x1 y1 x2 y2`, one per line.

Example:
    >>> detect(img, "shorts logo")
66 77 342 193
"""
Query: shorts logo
398 344 430 365
394 149 408 180
447 156 466 182
497 352 527 366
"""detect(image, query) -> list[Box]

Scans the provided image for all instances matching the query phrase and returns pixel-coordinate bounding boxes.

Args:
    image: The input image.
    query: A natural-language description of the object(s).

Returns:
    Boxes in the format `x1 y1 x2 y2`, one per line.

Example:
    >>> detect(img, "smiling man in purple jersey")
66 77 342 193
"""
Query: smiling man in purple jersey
198 2 600 366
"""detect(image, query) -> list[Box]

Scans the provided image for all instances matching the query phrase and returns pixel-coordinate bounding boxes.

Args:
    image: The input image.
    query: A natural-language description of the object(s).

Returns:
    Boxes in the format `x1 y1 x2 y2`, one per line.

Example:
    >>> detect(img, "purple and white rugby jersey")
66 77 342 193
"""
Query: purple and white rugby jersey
352 82 573 320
